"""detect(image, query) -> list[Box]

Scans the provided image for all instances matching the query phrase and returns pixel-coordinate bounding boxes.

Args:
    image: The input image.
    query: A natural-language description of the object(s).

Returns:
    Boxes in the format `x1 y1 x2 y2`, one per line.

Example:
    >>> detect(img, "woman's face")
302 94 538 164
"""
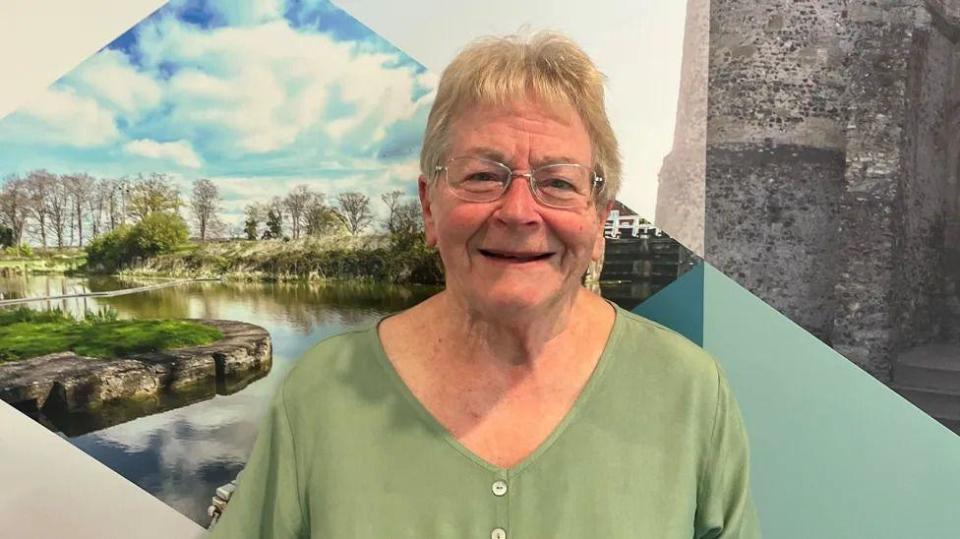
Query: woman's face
419 98 611 316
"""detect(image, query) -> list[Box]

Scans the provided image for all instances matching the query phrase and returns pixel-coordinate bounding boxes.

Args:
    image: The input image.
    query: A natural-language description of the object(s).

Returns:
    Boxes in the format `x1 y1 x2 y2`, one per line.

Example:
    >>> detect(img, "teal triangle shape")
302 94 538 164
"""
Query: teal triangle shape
631 262 704 346
699 263 960 537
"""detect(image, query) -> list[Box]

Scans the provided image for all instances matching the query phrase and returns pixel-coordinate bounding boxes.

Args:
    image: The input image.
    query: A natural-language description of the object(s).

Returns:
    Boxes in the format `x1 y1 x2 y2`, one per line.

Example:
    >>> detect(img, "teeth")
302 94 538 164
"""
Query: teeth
482 250 545 260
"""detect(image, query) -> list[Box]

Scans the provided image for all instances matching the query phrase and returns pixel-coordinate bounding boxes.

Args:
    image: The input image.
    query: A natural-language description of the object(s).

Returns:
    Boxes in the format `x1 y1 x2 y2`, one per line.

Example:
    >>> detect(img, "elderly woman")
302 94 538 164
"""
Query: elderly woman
211 32 759 538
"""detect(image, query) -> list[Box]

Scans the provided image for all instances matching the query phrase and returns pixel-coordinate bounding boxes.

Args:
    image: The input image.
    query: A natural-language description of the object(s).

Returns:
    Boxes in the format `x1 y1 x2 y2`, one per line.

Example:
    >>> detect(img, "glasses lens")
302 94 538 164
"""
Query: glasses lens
532 165 593 207
447 158 508 200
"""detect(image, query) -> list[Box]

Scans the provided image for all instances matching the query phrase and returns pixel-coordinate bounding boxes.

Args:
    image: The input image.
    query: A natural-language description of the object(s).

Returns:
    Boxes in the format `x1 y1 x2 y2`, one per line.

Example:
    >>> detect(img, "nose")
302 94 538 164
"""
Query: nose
493 174 542 225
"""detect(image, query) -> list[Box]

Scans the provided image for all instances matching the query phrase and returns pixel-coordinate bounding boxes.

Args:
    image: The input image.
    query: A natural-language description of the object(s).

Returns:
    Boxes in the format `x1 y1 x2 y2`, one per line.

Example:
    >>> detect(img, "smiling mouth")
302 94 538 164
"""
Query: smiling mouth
478 249 554 262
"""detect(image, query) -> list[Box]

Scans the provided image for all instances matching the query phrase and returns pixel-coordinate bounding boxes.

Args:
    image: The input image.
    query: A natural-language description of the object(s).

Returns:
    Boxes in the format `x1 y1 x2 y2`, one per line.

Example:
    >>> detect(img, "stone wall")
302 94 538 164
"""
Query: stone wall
930 0 960 344
945 41 960 343
706 144 844 342
707 0 850 149
897 14 957 348
704 0 960 381
829 3 921 380
705 0 852 344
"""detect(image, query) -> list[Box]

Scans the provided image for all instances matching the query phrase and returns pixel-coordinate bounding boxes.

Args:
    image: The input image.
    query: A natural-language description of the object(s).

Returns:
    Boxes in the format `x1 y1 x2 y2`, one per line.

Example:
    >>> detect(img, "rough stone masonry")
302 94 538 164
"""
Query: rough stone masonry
659 0 960 382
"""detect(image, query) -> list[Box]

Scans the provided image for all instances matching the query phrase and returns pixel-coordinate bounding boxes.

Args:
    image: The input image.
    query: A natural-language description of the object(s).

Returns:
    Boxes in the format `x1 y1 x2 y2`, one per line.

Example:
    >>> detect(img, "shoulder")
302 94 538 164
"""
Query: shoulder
277 322 386 408
611 306 721 386
605 306 739 459
604 305 724 424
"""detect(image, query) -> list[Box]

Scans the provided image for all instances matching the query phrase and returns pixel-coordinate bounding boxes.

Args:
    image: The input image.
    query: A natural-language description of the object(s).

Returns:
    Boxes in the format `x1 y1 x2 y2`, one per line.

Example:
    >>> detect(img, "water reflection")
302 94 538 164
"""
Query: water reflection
2 275 437 526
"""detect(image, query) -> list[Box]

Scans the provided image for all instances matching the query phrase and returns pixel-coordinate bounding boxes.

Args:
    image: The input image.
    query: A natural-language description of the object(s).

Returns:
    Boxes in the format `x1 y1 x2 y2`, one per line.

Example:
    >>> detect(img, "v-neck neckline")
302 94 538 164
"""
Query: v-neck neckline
370 303 624 479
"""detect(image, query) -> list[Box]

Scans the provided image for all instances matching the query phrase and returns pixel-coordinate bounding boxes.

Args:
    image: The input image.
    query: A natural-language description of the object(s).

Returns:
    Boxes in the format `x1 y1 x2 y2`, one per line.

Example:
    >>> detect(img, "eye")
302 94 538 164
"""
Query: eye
464 171 502 183
542 177 576 191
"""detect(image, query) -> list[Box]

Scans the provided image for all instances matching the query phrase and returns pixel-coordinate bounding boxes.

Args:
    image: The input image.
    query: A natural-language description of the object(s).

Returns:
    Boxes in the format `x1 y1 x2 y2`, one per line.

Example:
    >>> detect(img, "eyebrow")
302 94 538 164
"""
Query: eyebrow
464 147 509 164
460 147 583 168
537 154 582 166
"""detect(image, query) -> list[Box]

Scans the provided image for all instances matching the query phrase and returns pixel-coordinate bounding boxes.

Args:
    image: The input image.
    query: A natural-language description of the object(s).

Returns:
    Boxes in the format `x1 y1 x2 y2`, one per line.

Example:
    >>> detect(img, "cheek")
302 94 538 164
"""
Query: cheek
561 220 601 255
434 206 487 250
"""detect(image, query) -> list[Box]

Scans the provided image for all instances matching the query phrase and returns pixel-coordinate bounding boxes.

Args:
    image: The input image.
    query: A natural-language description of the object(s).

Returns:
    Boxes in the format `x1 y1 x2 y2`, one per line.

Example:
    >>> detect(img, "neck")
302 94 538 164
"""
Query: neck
436 287 590 372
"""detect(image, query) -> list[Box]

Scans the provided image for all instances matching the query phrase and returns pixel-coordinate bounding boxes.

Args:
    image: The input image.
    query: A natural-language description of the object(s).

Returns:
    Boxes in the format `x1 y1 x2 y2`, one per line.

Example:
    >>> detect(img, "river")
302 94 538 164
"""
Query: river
0 274 653 526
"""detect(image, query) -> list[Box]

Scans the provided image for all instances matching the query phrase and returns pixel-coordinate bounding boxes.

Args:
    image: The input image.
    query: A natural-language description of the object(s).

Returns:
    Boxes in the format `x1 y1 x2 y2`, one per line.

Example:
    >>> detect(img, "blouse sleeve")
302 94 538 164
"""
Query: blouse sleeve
208 383 307 539
694 365 762 538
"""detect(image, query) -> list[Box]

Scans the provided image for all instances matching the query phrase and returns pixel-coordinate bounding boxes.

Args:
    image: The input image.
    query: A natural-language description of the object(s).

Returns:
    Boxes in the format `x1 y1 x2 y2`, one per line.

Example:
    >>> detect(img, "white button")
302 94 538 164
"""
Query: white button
491 480 508 496
491 528 507 539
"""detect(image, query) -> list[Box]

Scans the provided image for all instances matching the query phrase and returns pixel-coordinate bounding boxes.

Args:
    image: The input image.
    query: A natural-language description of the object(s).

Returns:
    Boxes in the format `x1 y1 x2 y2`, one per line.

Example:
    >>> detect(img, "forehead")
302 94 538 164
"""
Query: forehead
447 99 592 165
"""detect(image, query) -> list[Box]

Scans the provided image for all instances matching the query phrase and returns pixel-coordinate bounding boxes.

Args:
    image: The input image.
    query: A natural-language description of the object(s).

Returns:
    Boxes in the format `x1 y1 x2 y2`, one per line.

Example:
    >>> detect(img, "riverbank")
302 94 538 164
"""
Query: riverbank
119 235 444 284
0 319 271 435
0 248 85 277
0 236 443 284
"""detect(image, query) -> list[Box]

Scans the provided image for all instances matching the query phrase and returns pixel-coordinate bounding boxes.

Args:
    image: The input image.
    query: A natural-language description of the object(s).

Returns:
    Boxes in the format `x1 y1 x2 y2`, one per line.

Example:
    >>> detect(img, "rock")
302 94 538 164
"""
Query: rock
0 320 271 422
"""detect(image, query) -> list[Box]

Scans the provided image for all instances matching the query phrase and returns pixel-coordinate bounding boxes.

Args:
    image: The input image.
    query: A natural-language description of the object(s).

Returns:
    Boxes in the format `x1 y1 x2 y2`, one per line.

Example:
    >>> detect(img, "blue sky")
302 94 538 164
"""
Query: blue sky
0 0 435 228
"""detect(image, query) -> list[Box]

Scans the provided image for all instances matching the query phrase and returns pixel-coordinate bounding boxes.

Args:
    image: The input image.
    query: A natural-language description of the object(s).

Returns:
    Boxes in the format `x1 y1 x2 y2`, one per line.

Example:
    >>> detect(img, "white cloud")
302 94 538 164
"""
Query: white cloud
14 86 119 147
123 138 203 168
135 15 428 157
0 4 433 217
64 48 163 118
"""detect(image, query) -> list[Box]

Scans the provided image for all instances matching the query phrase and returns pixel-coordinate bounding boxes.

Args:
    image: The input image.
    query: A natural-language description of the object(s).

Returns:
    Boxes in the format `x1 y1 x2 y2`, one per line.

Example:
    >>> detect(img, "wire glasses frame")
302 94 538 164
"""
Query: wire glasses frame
434 156 605 210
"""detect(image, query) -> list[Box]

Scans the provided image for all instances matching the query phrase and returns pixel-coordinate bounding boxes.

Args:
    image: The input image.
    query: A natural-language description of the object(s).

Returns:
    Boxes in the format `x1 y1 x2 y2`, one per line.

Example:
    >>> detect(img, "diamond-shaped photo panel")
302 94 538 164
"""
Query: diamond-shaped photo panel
0 0 696 528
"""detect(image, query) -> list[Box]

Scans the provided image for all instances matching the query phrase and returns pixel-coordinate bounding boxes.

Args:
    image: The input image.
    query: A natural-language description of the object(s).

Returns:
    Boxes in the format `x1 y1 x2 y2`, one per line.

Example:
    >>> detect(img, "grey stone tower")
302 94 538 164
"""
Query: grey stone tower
656 0 709 256
701 0 960 390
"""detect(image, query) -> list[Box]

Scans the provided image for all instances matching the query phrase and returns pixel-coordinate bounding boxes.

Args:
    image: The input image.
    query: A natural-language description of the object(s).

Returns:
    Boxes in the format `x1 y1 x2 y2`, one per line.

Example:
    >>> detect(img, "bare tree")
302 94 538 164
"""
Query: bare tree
382 189 422 231
0 175 30 246
190 178 221 242
303 192 343 236
48 176 70 248
381 190 424 247
64 173 94 247
87 178 113 238
337 192 373 236
381 189 403 232
24 170 56 248
207 217 228 241
107 177 130 230
283 185 312 240
391 200 424 237
127 172 180 221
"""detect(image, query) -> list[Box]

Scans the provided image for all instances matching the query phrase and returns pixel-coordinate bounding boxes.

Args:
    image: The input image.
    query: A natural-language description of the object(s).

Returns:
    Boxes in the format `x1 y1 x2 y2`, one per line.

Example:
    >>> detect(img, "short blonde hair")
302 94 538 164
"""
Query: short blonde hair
420 31 622 207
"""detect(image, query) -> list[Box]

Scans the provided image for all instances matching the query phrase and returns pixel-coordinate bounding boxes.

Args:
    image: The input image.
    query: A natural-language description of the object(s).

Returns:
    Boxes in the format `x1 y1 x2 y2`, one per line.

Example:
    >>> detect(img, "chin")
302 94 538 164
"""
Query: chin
471 283 567 314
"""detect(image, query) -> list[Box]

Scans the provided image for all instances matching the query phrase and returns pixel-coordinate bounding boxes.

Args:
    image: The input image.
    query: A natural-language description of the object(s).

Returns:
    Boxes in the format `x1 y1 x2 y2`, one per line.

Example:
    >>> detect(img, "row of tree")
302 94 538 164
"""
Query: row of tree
242 188 423 244
0 171 207 249
0 170 424 250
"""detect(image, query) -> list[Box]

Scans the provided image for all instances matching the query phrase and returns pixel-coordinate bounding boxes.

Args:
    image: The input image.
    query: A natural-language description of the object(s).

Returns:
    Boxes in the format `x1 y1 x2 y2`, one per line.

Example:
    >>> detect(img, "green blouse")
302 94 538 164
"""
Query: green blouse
210 306 760 538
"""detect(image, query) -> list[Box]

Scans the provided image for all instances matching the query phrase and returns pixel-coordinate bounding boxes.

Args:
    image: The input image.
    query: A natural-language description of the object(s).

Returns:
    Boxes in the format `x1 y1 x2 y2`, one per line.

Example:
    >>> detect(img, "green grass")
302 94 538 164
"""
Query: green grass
124 235 444 284
0 251 86 275
0 307 223 362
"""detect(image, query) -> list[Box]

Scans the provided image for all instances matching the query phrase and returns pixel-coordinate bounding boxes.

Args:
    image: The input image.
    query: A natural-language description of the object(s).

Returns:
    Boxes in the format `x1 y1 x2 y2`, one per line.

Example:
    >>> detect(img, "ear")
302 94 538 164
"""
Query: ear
418 175 438 247
592 200 613 261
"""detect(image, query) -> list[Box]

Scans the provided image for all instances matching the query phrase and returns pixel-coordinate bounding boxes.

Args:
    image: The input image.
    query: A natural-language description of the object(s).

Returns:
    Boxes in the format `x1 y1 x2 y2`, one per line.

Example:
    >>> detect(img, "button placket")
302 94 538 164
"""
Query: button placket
492 471 509 539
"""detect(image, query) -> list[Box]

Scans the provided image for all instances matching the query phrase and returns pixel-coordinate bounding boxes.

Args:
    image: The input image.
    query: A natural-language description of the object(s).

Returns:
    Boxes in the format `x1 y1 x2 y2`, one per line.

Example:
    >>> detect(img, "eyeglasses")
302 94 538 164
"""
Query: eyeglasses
434 156 605 210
